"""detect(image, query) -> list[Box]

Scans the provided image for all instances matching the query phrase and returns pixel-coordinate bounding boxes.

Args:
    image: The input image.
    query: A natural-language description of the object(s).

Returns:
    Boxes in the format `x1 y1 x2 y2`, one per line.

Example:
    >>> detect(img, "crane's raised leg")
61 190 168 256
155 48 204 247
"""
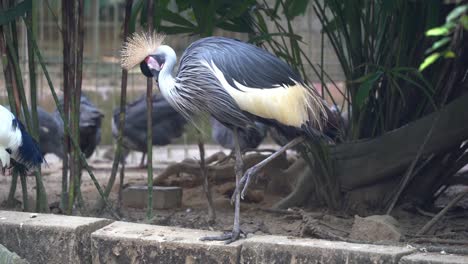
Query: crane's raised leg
232 136 305 201
200 128 243 243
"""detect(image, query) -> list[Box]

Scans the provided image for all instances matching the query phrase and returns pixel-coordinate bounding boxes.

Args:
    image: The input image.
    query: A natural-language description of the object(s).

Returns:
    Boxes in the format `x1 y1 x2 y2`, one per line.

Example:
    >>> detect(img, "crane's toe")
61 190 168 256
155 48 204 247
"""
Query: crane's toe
230 168 256 202
199 229 245 244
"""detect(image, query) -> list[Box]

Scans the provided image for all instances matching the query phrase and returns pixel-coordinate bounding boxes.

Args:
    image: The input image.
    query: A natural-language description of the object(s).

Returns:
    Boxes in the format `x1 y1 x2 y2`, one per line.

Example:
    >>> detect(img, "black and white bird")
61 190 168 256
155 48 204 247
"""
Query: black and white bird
211 117 267 152
0 105 43 173
54 95 104 158
38 107 65 159
111 94 186 167
121 33 329 242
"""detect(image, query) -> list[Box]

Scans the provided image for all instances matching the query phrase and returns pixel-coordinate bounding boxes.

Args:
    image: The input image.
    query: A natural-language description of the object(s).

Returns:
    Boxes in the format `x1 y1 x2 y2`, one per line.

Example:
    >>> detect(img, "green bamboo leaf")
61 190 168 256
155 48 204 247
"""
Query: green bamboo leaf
355 71 383 108
461 15 468 29
425 24 454 36
425 37 450 54
446 4 467 22
284 0 309 19
129 0 143 33
158 25 195 34
443 50 456 58
217 22 251 33
419 52 441 71
0 0 32 25
161 9 195 28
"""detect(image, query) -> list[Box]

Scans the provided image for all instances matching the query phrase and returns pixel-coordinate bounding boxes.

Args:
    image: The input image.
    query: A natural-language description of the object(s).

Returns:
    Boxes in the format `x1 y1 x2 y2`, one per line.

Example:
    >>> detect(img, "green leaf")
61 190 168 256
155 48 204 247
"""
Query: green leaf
355 71 383 108
419 52 441 71
443 50 456 58
0 0 32 25
129 0 143 33
284 0 309 19
425 24 454 36
175 0 191 12
158 26 195 34
460 15 468 30
161 10 195 28
425 37 450 54
446 4 468 22
217 22 251 33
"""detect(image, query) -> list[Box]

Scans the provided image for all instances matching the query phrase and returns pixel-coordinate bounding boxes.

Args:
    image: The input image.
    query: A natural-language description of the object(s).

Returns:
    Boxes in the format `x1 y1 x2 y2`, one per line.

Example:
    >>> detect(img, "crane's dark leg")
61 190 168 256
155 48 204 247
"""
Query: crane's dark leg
198 135 216 224
139 152 146 168
232 136 305 200
200 128 243 243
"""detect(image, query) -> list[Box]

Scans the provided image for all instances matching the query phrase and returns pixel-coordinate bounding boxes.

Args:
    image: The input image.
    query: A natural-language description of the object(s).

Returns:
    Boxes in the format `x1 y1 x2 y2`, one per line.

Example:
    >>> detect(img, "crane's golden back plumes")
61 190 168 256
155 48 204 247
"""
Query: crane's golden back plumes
120 31 165 70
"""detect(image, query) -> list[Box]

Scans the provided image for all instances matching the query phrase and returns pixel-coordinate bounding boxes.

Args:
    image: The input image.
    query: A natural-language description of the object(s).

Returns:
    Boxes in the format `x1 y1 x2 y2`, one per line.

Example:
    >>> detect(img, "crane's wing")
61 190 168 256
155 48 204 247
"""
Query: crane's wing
179 37 325 130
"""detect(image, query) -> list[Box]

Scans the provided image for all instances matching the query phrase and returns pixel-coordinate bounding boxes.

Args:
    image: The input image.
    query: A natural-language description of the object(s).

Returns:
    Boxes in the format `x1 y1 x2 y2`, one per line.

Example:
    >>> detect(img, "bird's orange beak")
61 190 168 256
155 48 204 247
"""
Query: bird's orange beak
145 56 162 71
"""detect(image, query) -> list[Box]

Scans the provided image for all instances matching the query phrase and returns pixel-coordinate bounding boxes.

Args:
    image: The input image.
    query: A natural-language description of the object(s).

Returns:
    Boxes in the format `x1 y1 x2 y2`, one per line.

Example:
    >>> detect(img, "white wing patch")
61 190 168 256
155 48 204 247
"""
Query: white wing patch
0 105 22 168
203 60 310 128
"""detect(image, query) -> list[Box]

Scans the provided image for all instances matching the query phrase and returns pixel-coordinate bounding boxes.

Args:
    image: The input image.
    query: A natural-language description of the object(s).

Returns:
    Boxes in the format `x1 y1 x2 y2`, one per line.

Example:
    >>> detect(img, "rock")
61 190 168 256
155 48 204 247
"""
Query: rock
350 215 402 242
122 185 182 209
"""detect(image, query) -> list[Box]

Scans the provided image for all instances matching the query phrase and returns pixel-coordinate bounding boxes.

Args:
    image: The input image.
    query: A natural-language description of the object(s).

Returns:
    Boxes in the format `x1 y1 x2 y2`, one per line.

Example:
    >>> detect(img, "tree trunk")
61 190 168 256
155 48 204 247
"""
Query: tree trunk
277 93 468 211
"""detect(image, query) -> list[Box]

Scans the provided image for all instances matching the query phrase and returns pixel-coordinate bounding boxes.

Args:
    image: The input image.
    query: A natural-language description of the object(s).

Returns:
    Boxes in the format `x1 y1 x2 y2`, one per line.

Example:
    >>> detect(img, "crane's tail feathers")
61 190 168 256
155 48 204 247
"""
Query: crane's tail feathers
121 31 165 70
15 121 44 171
303 86 328 132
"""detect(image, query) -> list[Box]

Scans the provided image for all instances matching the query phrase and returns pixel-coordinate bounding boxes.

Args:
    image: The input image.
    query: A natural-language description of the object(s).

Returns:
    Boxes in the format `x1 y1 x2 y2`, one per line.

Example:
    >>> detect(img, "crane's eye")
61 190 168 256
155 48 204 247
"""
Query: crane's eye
140 61 154 78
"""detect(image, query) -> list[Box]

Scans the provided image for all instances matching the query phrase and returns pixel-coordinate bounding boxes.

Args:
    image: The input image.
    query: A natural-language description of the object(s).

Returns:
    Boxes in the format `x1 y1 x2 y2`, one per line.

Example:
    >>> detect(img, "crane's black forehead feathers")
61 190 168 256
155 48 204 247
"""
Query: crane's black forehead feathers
179 37 303 90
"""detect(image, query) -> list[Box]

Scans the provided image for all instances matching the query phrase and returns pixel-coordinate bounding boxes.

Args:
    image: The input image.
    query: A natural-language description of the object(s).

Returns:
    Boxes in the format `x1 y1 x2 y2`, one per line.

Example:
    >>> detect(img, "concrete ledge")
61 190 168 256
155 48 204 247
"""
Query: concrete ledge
1 211 467 264
0 211 112 264
240 235 414 264
91 221 241 264
400 253 468 264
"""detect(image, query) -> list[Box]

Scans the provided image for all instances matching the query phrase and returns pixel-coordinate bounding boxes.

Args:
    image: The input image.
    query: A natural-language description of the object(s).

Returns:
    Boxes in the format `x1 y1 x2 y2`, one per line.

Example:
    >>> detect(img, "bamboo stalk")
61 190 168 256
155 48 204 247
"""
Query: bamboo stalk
24 18 120 220
146 0 155 220
27 1 49 213
73 0 85 209
100 0 133 211
18 172 28 211
0 22 20 206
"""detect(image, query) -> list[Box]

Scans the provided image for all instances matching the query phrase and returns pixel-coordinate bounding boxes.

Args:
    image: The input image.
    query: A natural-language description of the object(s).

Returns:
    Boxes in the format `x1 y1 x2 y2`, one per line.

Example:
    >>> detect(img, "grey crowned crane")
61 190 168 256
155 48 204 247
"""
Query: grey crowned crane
111 94 186 167
38 107 65 159
121 33 329 243
0 105 44 173
54 95 104 158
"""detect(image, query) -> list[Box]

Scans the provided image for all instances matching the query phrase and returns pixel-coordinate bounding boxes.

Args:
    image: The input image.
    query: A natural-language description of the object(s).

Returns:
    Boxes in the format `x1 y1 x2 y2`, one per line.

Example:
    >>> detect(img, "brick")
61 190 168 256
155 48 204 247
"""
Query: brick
0 210 112 264
400 253 468 264
240 235 415 264
122 185 182 209
91 221 241 264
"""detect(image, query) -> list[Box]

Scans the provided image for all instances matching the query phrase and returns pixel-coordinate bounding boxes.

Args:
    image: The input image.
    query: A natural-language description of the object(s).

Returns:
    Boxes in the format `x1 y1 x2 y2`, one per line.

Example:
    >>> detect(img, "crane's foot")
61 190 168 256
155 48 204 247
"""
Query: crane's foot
200 228 245 244
231 167 255 203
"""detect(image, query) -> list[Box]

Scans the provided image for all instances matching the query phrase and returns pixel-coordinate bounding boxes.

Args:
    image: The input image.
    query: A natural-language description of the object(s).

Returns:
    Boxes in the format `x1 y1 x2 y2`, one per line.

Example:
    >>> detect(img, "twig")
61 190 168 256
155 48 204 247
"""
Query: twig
98 0 133 213
386 113 440 214
409 237 468 245
417 187 468 235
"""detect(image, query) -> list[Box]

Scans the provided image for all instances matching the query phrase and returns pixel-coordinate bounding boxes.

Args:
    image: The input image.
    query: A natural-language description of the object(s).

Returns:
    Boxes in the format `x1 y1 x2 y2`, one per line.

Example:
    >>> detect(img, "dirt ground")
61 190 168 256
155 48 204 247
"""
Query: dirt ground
1 147 467 254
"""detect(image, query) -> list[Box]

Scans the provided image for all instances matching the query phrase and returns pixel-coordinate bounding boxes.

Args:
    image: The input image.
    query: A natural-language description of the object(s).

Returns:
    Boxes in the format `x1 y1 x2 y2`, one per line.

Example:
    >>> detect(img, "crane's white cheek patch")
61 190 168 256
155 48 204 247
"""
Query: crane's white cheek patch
205 61 308 127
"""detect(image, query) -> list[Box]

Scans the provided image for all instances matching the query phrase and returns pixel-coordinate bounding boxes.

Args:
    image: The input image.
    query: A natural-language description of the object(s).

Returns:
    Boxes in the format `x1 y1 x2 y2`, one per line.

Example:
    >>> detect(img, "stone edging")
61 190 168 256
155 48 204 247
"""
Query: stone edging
0 211 466 264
